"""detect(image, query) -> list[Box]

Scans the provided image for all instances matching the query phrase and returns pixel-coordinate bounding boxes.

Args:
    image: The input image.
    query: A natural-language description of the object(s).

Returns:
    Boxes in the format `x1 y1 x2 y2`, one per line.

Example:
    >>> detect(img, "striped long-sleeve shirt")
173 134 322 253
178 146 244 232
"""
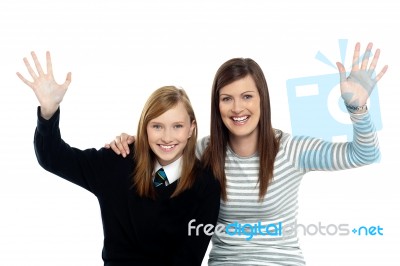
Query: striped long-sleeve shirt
196 111 379 265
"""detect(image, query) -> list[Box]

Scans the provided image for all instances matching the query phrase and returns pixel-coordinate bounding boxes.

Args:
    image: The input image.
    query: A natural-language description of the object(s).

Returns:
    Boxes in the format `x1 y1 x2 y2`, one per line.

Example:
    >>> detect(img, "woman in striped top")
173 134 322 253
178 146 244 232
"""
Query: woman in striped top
108 42 388 265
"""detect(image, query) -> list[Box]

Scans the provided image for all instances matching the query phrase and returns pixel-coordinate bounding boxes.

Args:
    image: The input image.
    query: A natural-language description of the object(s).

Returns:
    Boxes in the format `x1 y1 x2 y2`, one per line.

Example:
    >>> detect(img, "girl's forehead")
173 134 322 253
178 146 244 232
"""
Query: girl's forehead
150 103 191 123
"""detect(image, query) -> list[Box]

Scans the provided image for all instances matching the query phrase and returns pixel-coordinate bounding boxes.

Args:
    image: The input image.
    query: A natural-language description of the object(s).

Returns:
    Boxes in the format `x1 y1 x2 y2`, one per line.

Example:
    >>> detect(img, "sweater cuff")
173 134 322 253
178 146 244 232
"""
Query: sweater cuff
36 106 60 136
349 109 370 122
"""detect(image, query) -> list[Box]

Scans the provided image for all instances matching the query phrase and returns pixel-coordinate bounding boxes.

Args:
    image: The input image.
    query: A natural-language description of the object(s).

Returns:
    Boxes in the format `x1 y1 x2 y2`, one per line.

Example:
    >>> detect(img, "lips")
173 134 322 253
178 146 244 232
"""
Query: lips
158 144 177 152
231 115 249 125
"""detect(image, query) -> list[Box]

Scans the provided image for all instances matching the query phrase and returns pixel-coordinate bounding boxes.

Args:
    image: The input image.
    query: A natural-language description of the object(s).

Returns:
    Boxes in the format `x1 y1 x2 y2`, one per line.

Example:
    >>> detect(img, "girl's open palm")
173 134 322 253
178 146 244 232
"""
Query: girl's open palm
17 51 71 119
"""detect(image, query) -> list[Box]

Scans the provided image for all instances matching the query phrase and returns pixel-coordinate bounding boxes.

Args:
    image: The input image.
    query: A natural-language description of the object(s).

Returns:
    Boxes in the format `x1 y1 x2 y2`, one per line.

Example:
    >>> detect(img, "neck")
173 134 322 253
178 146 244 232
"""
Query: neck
228 133 258 157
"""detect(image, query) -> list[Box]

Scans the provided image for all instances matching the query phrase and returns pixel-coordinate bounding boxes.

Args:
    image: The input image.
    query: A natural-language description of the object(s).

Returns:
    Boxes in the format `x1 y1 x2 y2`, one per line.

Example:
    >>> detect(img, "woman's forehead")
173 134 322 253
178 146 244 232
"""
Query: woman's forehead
219 76 258 95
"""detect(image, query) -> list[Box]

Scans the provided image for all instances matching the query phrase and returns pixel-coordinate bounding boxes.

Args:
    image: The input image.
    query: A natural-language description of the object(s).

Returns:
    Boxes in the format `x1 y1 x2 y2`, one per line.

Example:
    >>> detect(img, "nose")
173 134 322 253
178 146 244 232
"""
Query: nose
231 99 244 114
161 128 173 143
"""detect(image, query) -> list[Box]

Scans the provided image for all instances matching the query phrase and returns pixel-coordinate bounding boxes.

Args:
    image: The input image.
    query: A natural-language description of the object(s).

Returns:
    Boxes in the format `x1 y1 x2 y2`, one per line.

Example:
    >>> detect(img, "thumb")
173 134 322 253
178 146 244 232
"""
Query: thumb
336 62 347 83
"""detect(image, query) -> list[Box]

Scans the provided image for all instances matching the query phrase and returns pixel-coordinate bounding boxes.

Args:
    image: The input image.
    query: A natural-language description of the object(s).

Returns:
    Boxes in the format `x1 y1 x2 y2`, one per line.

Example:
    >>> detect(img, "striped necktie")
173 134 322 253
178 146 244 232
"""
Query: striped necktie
154 168 168 187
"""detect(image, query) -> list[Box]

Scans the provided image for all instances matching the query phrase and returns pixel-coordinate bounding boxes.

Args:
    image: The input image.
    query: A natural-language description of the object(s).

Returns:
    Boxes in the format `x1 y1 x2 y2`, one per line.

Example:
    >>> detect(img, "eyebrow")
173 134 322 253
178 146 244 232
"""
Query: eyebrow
148 121 186 125
219 90 257 96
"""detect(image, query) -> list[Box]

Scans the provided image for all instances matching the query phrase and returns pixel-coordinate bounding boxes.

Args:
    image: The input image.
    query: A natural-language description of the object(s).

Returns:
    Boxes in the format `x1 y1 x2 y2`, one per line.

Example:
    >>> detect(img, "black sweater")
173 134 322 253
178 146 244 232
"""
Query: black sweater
34 107 221 266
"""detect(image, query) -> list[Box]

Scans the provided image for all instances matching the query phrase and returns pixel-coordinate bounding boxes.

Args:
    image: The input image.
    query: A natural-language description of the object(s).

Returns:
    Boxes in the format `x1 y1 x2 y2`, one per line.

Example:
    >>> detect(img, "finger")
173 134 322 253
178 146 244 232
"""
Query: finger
31 51 45 76
336 62 347 83
124 144 130 155
120 133 131 154
110 141 121 155
63 72 72 88
122 140 130 155
23 57 38 80
361 42 373 70
351 42 360 72
104 144 111 149
46 51 53 77
16 72 34 88
375 65 388 82
115 137 127 157
368 48 380 75
127 136 135 144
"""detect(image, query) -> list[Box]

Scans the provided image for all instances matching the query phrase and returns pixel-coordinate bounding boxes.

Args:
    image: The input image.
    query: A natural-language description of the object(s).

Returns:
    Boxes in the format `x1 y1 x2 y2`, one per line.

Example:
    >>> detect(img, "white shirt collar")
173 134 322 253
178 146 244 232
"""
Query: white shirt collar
154 156 182 186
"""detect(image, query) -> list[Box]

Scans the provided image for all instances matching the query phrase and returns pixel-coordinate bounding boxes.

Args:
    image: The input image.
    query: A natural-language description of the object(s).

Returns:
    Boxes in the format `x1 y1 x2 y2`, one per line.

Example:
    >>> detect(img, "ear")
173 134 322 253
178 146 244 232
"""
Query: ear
188 120 196 138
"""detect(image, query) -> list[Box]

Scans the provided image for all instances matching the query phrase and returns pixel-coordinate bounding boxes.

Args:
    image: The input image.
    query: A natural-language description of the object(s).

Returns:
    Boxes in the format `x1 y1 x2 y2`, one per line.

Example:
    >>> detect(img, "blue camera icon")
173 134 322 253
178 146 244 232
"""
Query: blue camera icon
286 43 382 142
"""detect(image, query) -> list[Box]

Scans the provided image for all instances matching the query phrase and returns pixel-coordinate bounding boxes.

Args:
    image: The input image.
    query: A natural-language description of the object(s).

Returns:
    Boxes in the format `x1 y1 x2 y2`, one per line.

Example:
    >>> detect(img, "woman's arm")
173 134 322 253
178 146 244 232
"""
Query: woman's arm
105 134 210 161
287 111 380 172
288 42 387 172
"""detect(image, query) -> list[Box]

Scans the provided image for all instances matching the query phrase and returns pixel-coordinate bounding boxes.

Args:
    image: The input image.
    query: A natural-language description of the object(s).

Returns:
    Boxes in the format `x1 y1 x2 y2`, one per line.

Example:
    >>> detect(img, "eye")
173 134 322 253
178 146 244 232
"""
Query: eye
221 96 232 102
152 124 162 130
243 94 253 100
174 124 184 129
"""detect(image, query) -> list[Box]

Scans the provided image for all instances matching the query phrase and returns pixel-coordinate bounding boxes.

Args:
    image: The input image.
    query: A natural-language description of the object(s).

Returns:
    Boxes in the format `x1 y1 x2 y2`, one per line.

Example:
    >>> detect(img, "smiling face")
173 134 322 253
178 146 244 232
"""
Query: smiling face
147 102 195 166
219 75 261 142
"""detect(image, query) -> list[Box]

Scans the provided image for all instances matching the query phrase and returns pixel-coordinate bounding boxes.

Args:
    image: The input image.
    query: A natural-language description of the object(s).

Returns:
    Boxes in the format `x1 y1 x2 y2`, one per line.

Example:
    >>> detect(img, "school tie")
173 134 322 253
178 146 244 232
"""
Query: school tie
154 168 168 187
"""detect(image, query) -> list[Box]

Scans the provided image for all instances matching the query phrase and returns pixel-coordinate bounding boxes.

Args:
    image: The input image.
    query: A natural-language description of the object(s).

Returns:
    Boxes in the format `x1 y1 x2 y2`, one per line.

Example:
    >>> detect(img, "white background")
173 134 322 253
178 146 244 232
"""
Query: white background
1 0 399 265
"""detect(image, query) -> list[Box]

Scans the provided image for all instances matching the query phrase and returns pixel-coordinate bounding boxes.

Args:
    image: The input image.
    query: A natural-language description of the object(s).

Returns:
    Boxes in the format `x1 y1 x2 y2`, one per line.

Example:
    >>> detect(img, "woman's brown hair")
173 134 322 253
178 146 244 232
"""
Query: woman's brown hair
133 86 198 199
201 58 280 201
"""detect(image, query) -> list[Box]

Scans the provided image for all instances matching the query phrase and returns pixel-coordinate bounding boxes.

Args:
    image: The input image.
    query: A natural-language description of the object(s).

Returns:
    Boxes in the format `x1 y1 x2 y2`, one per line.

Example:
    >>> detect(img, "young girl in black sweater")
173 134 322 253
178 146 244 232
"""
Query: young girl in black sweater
17 51 220 266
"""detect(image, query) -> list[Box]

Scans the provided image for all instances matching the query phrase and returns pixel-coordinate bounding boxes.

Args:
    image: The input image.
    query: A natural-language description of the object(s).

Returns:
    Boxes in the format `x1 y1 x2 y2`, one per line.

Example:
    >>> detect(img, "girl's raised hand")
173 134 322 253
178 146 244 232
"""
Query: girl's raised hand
17 51 71 119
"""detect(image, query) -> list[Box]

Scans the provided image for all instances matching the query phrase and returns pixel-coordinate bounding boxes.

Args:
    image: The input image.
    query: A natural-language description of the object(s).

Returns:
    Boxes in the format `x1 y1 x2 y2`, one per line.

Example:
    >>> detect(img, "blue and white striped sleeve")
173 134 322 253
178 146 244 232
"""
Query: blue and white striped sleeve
285 111 380 173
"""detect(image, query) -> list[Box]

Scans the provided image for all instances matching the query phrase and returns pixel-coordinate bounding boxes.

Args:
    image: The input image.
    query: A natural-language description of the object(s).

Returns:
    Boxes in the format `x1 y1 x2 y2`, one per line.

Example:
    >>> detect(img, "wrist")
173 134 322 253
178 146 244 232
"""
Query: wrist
345 103 368 114
40 105 59 120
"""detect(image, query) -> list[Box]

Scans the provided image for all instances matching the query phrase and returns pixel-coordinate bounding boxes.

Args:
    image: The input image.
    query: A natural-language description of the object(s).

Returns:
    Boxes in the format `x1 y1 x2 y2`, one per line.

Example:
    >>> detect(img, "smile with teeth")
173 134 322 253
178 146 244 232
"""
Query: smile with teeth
231 116 249 124
159 144 177 151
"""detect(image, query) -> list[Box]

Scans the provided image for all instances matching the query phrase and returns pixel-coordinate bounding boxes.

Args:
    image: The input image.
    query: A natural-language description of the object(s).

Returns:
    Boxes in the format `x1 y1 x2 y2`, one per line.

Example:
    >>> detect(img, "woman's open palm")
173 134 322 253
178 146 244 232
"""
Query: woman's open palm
336 42 388 107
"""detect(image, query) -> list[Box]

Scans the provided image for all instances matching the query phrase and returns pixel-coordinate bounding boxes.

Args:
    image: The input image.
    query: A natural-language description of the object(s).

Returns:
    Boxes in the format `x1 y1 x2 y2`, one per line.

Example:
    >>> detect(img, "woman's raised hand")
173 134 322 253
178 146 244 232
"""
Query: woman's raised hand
17 51 71 119
336 42 388 110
